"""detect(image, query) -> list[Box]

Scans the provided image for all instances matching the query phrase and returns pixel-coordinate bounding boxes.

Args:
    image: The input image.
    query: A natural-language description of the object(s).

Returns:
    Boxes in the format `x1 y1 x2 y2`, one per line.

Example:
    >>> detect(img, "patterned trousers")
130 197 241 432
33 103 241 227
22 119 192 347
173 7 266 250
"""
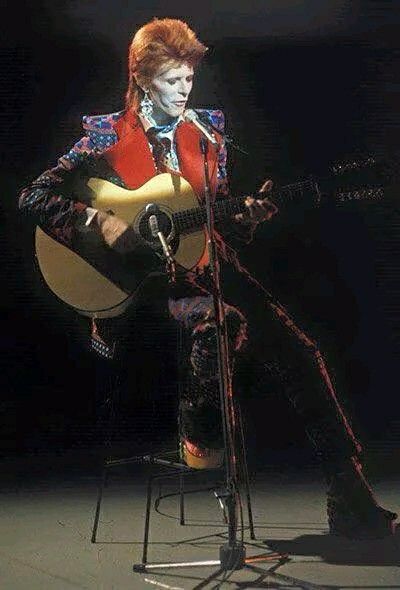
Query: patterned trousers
168 292 362 472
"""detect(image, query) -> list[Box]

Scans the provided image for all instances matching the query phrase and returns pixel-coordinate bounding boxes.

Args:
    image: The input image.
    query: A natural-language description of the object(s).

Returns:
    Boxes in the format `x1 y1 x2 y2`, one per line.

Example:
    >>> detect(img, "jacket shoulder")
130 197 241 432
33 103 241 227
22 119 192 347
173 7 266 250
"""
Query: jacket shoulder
80 110 123 152
82 110 124 132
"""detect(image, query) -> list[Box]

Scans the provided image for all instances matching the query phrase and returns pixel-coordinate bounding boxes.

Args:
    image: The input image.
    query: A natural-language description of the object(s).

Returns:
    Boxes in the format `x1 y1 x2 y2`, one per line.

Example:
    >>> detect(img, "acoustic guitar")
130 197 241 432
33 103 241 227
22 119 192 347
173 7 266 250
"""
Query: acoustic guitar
35 160 384 318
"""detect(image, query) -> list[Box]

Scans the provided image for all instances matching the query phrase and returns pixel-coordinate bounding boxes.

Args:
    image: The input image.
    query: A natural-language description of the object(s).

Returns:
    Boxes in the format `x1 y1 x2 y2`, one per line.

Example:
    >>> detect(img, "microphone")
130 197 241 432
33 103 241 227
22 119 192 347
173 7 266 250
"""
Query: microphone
148 214 174 264
183 109 219 146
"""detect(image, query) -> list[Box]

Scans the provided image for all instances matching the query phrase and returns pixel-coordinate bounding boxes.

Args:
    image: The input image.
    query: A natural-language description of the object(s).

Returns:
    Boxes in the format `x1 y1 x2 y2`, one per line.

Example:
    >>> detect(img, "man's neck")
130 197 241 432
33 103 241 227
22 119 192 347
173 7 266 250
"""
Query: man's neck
138 111 181 132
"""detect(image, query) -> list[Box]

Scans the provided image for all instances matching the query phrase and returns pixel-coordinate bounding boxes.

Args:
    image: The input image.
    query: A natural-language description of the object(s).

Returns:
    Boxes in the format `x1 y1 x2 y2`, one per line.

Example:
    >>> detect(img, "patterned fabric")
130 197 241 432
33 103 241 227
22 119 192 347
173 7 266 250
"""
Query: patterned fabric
19 151 90 245
168 294 248 371
168 295 248 449
19 108 233 246
145 116 182 172
197 109 229 197
146 129 175 172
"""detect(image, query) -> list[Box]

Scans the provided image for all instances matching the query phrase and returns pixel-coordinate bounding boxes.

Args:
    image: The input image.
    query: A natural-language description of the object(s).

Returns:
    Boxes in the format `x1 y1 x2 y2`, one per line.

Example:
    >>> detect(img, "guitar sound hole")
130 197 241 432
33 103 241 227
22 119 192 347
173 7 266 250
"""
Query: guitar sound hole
138 211 174 246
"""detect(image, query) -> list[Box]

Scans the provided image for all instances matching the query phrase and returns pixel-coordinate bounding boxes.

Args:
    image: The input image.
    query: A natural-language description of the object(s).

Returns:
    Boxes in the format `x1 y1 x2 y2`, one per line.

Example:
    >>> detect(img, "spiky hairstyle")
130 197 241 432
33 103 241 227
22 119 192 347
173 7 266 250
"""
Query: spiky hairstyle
126 18 208 110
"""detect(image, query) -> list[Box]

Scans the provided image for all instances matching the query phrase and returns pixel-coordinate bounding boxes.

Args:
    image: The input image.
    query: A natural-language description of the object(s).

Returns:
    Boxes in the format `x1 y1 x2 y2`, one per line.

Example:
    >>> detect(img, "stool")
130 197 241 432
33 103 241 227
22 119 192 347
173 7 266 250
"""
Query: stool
91 402 255 567
90 314 256 564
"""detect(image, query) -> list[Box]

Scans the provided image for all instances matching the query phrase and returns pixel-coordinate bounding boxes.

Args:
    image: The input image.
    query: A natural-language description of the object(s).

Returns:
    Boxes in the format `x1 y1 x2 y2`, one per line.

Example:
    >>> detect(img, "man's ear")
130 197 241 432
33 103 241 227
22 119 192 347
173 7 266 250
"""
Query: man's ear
133 73 148 93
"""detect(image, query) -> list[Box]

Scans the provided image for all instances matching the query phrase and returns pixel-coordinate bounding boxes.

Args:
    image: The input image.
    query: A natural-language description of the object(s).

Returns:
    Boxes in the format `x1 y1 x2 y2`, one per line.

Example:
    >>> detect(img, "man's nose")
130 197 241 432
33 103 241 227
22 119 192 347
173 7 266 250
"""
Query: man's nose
178 81 190 96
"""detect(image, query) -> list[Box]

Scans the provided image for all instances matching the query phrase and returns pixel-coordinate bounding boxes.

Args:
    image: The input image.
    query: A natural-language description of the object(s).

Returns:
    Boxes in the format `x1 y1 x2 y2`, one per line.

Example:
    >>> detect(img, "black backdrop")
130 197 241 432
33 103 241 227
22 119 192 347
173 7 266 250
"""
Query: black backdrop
1 1 400 465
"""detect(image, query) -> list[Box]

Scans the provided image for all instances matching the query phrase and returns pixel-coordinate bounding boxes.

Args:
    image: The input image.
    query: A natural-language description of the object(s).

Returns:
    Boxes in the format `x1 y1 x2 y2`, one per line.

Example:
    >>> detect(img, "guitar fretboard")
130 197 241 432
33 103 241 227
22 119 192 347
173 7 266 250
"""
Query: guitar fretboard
173 178 318 232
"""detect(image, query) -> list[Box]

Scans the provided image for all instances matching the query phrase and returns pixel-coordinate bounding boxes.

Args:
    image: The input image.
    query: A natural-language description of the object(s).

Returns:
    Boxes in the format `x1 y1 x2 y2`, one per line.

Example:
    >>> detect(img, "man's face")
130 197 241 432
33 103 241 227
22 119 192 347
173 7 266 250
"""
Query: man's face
148 62 194 123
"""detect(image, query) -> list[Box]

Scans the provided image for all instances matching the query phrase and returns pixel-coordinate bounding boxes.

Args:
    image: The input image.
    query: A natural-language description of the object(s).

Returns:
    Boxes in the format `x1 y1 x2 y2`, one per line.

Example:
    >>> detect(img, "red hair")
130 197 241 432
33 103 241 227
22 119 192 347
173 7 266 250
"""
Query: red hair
126 18 208 111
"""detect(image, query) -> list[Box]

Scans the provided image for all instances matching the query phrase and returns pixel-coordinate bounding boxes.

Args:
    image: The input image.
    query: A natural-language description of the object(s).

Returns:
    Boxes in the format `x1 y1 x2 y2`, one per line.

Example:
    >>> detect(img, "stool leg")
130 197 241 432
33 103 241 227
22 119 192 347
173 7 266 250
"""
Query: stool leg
142 474 154 565
91 467 108 543
237 405 256 540
157 480 163 508
179 471 185 525
243 473 256 541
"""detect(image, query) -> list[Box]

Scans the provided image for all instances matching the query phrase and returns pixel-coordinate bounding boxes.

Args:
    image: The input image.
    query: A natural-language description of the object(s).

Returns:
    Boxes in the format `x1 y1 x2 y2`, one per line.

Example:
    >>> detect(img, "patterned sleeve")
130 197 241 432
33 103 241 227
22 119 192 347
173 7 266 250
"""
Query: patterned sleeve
18 136 96 246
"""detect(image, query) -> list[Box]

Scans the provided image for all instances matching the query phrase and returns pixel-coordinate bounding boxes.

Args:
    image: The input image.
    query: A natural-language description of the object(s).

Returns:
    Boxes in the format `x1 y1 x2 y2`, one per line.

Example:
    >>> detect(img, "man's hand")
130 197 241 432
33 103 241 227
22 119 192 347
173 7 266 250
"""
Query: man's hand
94 211 142 254
235 179 278 227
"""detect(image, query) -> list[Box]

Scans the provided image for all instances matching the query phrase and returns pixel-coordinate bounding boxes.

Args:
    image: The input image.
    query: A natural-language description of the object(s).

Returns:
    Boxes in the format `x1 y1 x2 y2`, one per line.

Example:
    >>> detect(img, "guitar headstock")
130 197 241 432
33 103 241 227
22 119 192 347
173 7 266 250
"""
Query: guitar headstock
262 153 390 211
331 155 377 176
326 154 386 205
334 186 384 204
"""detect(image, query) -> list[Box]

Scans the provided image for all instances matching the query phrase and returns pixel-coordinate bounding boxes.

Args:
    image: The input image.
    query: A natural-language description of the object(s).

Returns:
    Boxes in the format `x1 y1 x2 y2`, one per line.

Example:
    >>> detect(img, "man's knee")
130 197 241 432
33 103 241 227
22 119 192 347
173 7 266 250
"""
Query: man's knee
190 306 247 379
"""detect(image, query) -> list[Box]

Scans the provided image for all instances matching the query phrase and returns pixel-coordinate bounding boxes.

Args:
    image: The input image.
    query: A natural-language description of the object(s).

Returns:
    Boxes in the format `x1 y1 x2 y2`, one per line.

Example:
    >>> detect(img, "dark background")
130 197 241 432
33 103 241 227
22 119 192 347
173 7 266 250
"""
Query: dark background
1 1 400 471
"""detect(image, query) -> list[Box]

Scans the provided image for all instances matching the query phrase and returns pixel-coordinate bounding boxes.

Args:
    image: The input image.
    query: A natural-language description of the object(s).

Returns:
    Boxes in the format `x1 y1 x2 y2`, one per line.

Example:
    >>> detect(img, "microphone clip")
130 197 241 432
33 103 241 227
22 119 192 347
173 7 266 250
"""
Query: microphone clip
148 213 176 283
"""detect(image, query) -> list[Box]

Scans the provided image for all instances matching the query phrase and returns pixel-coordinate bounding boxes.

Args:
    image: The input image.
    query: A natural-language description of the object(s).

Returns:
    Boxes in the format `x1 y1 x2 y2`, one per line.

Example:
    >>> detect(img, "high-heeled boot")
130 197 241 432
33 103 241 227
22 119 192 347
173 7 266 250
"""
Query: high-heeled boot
262 344 398 539
326 455 397 539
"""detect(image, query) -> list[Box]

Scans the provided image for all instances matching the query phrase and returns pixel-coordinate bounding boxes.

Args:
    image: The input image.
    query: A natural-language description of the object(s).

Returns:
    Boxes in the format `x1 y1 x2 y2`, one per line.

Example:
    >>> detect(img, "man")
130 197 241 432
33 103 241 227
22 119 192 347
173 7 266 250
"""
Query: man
19 17 397 539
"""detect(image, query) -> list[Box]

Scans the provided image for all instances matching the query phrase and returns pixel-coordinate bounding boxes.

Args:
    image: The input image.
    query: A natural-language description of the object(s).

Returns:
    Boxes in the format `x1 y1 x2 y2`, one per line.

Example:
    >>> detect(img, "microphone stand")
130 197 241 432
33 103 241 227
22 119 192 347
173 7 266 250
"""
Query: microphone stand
132 132 289 580
193 110 249 156
199 136 246 570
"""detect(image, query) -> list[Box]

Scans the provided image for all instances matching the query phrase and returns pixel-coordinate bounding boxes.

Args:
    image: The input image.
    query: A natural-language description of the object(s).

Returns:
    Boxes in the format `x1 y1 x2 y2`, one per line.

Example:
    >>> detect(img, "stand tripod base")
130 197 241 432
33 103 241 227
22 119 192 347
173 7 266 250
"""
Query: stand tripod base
133 545 289 572
220 542 246 570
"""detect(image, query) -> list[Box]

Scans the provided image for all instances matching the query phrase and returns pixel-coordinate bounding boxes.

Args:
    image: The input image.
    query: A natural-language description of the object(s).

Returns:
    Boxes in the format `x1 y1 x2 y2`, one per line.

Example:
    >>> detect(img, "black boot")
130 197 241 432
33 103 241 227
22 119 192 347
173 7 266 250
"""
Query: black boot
327 456 397 539
259 307 398 539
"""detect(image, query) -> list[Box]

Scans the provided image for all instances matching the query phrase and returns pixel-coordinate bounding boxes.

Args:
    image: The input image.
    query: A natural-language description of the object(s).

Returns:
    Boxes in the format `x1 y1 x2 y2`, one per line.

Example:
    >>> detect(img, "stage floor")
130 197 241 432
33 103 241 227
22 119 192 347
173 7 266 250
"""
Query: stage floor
1 449 400 590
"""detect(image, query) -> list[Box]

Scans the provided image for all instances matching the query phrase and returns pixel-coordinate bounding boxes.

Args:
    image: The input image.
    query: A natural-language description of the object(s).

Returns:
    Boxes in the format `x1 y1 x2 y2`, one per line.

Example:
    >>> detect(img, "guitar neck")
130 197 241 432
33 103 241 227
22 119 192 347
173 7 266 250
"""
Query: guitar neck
174 177 318 232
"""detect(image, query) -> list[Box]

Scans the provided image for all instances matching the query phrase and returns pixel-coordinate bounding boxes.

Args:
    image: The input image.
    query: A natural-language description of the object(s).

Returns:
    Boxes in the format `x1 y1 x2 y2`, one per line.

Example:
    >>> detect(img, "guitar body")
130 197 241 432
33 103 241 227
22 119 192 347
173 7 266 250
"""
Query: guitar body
35 174 208 318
